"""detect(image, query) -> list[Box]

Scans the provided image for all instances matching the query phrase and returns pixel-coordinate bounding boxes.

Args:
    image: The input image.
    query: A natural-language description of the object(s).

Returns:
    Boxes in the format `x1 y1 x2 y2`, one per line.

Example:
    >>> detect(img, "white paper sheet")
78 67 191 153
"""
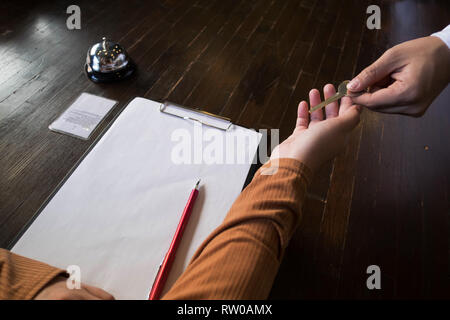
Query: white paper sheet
12 98 261 300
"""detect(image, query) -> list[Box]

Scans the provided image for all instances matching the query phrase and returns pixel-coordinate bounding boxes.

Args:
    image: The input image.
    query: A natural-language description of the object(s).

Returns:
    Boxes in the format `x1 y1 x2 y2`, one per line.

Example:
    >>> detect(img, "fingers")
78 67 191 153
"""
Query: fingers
83 284 115 300
323 84 338 118
349 81 406 108
309 89 323 123
59 289 101 300
301 85 361 132
78 291 102 300
347 49 397 92
295 101 309 129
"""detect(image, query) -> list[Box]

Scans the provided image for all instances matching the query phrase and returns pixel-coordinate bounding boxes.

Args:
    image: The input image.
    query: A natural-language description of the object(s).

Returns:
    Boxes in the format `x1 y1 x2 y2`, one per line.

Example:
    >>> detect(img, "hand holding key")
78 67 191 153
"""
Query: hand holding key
346 36 450 117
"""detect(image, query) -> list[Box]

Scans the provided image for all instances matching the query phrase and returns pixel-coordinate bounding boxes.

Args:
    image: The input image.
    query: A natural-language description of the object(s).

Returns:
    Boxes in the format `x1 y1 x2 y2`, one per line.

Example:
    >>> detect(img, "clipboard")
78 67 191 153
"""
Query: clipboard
11 97 262 299
159 101 233 131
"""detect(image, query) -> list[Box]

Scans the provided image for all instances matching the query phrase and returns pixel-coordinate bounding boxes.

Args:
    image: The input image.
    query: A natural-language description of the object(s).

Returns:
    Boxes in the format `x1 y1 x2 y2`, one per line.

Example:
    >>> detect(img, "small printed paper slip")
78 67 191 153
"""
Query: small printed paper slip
49 93 118 140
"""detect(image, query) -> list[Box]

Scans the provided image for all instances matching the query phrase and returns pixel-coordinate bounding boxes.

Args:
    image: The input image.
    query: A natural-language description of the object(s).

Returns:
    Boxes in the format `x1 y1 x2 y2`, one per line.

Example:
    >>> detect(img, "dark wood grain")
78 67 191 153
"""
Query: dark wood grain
0 0 449 299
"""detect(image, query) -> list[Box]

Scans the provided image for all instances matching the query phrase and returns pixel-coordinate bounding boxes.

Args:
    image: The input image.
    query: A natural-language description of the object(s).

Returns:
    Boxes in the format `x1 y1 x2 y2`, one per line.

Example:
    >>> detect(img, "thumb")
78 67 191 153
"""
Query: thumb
347 49 396 92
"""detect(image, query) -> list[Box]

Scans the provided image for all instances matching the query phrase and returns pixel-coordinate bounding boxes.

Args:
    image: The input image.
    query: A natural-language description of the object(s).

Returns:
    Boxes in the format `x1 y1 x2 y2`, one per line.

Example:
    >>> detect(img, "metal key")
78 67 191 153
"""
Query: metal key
309 80 349 113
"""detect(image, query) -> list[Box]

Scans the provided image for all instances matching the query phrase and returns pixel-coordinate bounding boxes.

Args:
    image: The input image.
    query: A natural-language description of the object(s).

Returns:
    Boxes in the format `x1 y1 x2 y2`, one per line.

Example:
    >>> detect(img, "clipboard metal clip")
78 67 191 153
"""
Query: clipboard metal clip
160 101 233 131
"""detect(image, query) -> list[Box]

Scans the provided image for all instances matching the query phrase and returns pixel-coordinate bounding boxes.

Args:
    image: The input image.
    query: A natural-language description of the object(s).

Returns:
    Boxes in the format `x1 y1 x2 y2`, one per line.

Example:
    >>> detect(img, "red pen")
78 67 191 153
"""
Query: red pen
149 179 200 300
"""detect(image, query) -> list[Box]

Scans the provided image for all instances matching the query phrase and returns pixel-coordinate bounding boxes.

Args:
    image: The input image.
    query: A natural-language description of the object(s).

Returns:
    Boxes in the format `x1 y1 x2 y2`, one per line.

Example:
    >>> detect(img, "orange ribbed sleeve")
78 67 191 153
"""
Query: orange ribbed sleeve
0 249 66 299
163 158 312 299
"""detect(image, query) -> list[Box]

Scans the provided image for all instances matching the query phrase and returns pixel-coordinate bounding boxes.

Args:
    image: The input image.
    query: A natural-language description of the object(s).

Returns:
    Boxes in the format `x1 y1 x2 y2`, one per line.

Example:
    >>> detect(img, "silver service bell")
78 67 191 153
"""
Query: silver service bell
85 37 136 83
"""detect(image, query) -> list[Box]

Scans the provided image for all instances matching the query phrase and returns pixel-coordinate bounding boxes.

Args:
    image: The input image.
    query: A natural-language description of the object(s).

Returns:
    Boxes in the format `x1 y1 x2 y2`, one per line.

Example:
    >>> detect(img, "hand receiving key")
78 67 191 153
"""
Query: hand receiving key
309 80 350 113
271 83 362 173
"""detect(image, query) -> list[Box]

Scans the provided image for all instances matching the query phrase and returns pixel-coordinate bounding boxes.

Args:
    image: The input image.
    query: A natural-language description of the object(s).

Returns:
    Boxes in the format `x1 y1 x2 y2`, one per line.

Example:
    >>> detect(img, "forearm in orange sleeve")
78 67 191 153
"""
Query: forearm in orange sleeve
163 158 312 299
0 248 66 299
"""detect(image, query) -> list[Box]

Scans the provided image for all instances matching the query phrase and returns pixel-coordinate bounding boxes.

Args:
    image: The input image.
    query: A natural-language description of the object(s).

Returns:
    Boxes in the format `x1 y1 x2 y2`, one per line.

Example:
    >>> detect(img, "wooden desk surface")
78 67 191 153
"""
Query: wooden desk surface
0 0 448 298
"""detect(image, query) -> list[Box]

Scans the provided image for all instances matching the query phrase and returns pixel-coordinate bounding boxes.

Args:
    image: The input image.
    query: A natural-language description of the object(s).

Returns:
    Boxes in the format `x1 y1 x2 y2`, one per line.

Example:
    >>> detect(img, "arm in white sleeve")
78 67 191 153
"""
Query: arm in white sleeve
431 24 450 49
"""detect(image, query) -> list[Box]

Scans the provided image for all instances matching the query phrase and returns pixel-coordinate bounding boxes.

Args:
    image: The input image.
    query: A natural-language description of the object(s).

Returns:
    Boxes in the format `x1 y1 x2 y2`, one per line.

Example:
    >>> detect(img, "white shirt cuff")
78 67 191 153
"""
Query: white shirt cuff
431 24 450 49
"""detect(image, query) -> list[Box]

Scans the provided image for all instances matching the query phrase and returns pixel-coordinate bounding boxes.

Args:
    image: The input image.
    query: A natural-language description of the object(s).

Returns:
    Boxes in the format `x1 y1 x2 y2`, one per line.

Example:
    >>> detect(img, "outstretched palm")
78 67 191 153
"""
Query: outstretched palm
271 84 361 173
